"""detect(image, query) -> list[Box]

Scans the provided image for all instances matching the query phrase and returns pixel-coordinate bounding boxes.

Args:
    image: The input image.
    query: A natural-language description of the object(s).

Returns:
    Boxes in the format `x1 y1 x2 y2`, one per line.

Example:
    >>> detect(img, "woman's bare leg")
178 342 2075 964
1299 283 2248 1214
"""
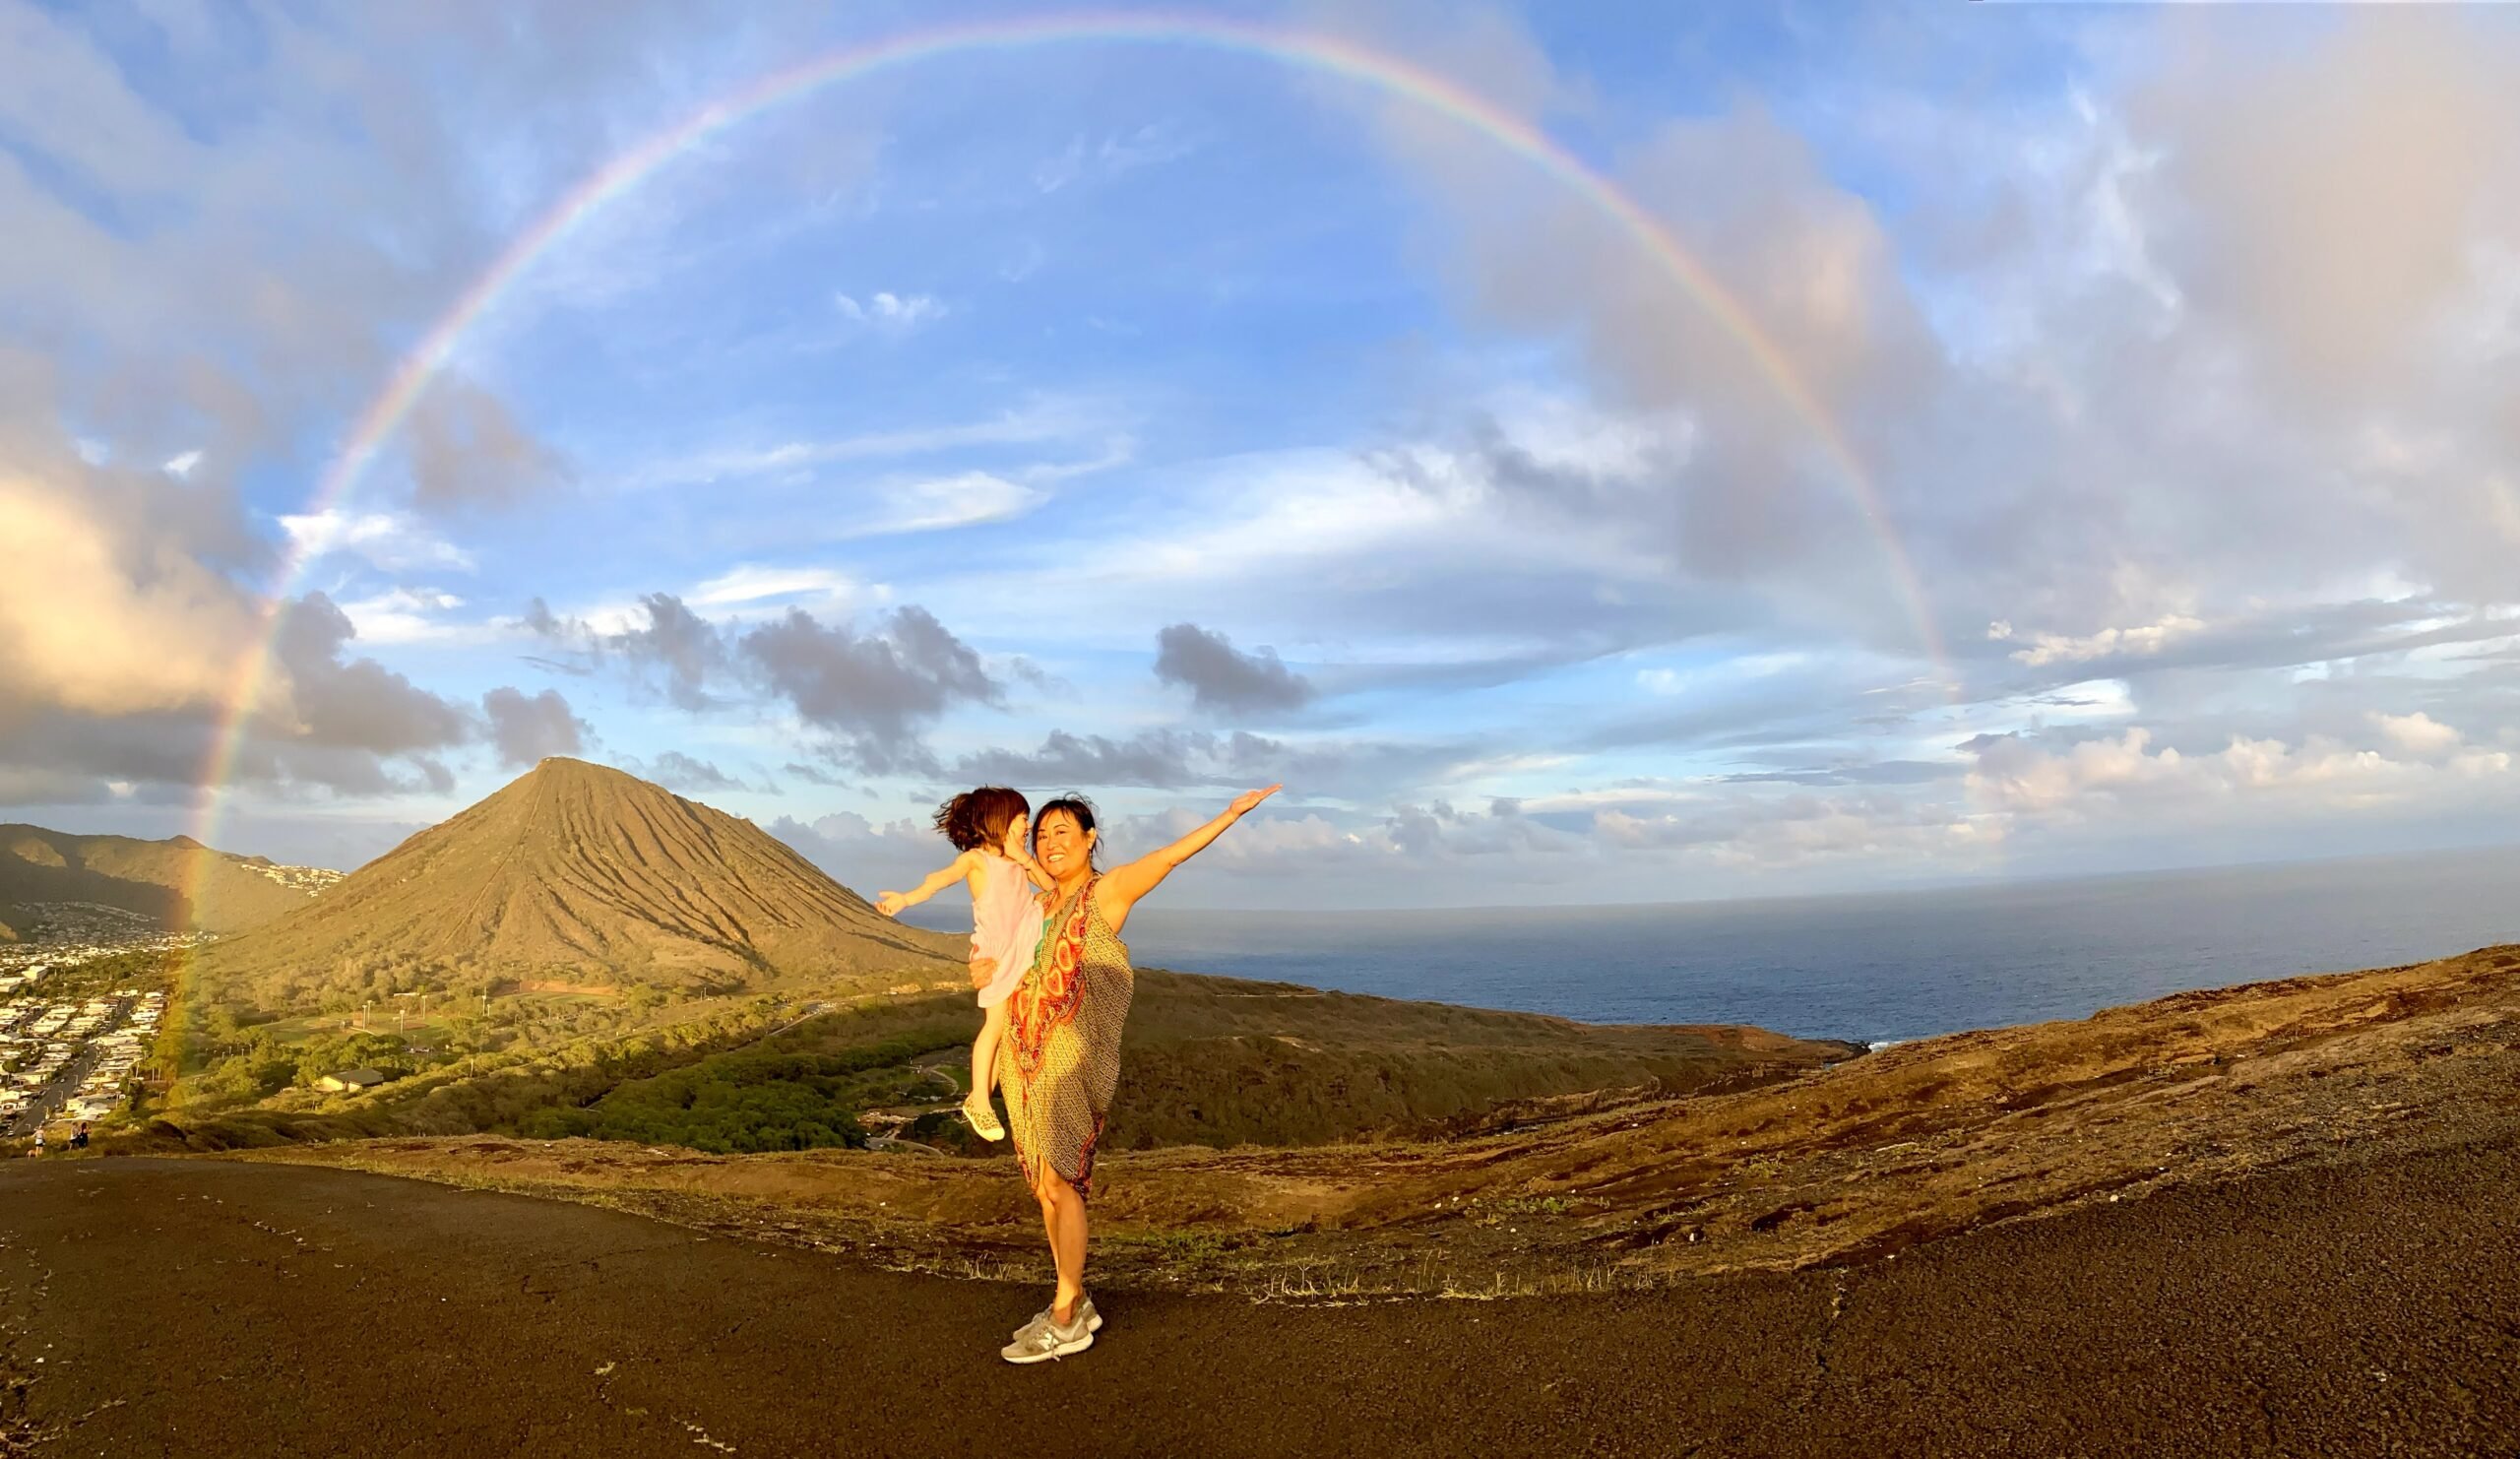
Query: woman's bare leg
1035 1171 1089 1323
971 1001 1011 1098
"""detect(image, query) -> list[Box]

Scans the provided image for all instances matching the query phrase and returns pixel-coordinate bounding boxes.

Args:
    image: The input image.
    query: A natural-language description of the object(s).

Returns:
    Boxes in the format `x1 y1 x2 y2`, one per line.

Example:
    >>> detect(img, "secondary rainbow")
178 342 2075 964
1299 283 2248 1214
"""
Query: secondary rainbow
190 12 1950 874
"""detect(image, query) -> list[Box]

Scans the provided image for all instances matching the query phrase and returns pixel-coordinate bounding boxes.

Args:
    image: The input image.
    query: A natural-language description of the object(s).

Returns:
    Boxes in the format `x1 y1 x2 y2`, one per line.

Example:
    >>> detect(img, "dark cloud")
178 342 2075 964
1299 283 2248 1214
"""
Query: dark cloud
409 377 570 511
644 750 744 794
0 588 471 806
1154 623 1315 716
517 595 1005 774
947 726 1481 803
952 730 1224 791
741 604 1000 774
270 594 472 757
480 686 587 770
614 594 733 712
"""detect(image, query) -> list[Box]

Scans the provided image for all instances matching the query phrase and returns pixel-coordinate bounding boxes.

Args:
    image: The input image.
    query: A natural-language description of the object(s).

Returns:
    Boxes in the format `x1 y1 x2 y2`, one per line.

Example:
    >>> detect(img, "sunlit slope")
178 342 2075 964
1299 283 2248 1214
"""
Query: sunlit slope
0 824 324 933
194 758 959 1000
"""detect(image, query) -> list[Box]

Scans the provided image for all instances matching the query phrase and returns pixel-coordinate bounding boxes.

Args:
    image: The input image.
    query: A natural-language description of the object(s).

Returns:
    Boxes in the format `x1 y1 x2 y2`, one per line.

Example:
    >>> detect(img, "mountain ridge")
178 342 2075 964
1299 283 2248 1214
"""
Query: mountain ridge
0 823 332 934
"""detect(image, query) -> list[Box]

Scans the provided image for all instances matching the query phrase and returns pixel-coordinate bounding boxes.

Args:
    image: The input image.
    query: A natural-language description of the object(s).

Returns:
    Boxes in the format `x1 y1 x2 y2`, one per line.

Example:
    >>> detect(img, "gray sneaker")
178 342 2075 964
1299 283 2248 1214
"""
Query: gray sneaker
1002 1308 1095 1364
1011 1295 1101 1341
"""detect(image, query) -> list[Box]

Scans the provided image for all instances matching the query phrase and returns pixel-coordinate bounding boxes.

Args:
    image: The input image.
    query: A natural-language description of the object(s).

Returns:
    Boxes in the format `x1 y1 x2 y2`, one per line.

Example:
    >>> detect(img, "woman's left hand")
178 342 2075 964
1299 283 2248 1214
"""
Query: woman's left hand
1228 785 1282 818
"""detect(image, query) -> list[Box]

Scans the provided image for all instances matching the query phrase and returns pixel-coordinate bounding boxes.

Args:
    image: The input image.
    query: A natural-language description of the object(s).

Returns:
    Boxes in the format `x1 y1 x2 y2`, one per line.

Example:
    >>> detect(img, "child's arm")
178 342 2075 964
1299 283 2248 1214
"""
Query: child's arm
1000 815 1053 891
876 852 976 918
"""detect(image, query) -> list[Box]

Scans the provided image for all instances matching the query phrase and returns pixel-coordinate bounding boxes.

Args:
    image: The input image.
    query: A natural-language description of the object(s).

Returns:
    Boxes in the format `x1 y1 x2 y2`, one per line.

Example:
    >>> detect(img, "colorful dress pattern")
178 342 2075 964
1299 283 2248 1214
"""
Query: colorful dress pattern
997 874 1133 1203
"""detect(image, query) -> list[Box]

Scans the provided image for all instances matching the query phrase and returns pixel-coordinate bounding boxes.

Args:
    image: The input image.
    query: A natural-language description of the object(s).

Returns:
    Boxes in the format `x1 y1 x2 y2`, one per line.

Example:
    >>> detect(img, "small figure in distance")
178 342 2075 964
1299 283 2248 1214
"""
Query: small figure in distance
72 1121 89 1150
876 787 1053 1144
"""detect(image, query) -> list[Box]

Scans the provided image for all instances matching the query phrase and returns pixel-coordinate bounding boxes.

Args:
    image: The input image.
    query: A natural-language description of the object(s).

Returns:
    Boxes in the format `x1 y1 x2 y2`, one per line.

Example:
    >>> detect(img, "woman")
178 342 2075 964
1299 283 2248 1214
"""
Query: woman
997 784 1280 1364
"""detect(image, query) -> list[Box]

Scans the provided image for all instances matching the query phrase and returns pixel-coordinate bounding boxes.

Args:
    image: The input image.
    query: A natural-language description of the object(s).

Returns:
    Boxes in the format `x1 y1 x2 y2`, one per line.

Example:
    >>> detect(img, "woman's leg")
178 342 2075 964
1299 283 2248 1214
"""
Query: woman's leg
1034 1170 1089 1323
971 1000 1011 1098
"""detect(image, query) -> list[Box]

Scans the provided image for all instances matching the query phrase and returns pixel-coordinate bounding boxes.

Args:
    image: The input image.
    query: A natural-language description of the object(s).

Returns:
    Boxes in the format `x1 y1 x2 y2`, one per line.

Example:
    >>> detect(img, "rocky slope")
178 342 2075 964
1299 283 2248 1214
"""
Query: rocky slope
195 758 958 1001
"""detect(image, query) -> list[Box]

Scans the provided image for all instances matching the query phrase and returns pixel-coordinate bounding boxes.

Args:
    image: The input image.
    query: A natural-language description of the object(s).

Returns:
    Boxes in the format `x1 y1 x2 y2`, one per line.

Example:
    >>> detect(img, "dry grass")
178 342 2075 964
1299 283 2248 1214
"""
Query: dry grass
235 944 2520 1300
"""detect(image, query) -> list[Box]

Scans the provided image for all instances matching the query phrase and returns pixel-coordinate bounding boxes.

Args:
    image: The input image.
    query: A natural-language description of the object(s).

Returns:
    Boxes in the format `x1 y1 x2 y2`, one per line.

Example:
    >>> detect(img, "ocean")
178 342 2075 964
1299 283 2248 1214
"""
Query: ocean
1042 846 2520 1047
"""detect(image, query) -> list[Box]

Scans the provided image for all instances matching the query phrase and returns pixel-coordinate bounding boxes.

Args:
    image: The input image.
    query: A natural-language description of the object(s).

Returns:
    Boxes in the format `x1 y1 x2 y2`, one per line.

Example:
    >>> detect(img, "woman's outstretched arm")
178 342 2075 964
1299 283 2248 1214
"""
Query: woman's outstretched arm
1095 786 1281 932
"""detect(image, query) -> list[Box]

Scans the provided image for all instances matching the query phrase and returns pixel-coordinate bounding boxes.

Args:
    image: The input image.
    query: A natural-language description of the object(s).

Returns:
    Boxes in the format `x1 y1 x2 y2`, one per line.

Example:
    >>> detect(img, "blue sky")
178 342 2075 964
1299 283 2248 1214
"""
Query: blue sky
4 1 2519 908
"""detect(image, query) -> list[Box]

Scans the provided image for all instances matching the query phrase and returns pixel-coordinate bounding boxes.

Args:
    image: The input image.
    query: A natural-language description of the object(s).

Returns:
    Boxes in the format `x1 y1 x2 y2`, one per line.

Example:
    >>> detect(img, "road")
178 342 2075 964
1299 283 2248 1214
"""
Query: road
0 1142 2515 1457
1 995 134 1139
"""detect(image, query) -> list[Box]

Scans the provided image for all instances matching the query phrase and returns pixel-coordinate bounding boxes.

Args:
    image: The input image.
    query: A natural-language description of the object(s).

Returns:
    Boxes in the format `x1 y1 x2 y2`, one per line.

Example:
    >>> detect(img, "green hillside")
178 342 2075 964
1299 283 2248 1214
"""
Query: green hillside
0 825 330 933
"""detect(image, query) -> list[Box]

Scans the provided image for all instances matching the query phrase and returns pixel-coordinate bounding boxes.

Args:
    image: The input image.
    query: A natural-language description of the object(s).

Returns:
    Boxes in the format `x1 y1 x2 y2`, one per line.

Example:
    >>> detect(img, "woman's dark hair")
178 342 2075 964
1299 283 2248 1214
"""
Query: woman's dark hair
933 786 1030 853
1031 793 1100 866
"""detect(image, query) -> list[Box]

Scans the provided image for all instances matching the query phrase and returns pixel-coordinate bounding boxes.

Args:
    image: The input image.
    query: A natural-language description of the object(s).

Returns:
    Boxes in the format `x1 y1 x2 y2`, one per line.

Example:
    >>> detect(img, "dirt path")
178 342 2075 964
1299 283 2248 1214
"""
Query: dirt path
1 1148 2514 1457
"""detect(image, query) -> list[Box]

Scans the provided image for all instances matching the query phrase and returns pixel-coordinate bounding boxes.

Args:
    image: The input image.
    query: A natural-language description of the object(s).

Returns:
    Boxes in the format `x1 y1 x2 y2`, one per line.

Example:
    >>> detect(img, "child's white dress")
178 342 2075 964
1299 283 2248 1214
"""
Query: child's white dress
969 851 1044 1009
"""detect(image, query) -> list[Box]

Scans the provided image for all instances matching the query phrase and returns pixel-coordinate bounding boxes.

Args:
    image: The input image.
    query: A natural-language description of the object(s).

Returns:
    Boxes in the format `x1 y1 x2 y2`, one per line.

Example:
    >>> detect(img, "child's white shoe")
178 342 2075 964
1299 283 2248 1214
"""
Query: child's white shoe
963 1092 1007 1142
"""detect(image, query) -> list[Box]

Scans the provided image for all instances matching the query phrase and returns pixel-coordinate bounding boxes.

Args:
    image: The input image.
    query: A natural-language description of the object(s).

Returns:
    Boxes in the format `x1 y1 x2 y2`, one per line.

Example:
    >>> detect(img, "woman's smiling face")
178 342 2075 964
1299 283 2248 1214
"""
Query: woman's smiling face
1033 807 1096 881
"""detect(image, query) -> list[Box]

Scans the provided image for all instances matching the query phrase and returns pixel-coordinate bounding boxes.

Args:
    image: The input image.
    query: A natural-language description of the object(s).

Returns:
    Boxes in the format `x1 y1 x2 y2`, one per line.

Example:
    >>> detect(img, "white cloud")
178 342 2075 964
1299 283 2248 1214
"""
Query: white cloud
832 472 1045 539
624 399 1111 492
687 565 859 608
833 289 944 330
162 449 203 477
1032 121 1200 196
1966 723 2514 819
336 588 469 646
1032 136 1086 195
2371 710 2463 759
1594 798 1993 867
0 462 264 718
279 510 474 573
1987 613 2205 666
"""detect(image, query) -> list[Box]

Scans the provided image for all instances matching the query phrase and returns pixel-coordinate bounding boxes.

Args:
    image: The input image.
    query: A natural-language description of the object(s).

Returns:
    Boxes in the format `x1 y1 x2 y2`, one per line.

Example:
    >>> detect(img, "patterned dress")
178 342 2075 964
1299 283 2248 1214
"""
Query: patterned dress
997 874 1134 1203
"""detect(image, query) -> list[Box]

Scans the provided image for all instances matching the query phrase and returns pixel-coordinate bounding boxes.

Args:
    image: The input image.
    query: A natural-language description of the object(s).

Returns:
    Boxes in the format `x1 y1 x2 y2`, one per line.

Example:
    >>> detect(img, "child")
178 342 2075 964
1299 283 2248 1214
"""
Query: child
875 787 1047 1143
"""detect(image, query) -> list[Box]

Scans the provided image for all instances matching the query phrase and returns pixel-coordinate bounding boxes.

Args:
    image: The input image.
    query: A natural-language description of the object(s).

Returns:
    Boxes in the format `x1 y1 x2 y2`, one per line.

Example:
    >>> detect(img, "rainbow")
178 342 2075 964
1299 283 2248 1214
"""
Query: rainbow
189 12 1950 881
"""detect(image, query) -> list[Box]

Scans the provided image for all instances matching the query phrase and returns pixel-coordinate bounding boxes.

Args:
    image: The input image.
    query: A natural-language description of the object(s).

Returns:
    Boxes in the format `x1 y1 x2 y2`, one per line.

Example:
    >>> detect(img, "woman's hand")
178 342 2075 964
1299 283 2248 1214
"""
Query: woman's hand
875 891 906 918
1228 785 1283 818
970 956 997 990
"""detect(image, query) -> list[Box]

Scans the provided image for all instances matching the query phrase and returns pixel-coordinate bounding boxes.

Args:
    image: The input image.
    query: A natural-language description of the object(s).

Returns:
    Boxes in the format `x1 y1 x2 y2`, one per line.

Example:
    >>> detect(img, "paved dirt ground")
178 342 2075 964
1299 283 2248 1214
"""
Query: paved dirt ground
1 1147 2515 1458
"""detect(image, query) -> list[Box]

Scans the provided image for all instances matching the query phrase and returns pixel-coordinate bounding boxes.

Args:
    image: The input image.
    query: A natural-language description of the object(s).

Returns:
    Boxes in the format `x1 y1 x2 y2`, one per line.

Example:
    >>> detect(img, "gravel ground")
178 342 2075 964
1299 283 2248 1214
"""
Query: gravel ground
1 1145 2514 1458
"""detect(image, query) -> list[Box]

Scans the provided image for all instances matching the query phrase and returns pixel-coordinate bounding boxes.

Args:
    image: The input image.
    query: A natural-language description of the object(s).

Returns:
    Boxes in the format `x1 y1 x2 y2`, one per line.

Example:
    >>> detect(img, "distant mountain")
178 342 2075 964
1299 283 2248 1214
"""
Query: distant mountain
196 758 959 1003
0 824 338 934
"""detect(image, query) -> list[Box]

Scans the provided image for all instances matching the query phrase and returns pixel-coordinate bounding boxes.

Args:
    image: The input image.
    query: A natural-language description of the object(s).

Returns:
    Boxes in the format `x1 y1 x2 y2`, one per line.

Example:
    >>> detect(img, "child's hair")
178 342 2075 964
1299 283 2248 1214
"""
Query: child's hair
1031 793 1101 867
933 786 1031 853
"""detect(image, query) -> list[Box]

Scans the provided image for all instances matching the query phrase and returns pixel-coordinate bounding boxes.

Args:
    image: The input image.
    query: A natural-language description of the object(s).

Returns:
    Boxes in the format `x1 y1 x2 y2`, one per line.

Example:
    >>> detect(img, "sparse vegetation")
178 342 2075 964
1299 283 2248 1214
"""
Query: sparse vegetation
517 1028 965 1152
0 824 329 932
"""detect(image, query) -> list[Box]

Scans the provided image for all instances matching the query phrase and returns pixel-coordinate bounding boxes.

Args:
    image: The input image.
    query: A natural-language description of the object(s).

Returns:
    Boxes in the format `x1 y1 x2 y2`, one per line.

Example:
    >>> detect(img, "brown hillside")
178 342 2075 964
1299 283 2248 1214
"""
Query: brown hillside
272 942 2520 1300
0 824 327 933
195 758 958 1001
